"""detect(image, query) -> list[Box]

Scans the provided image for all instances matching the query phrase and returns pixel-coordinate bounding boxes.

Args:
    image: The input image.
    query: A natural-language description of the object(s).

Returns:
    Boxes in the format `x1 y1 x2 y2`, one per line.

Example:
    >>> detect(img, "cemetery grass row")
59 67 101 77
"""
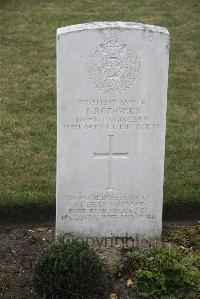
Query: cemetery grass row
0 0 199 219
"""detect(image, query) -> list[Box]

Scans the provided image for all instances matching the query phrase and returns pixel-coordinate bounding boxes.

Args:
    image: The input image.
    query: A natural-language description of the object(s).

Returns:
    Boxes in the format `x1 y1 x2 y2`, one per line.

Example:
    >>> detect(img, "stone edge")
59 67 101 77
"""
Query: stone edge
57 21 169 36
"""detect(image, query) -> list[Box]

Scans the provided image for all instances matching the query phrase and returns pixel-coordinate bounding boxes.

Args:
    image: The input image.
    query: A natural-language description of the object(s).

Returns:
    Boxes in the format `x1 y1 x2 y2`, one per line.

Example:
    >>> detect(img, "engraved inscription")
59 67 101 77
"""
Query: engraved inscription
63 97 161 131
61 193 157 222
85 35 140 94
94 135 128 191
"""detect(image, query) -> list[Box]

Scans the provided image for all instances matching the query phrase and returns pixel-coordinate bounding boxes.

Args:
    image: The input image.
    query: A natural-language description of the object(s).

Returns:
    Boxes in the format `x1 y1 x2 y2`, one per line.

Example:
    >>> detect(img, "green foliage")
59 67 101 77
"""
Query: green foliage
109 263 124 279
131 244 200 298
163 227 200 250
161 296 178 299
163 229 185 244
34 240 106 299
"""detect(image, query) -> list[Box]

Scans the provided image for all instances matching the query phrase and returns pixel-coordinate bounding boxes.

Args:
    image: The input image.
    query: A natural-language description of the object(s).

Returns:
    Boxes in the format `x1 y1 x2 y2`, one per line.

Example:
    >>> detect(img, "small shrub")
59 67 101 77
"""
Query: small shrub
131 244 200 298
34 240 106 299
109 263 124 279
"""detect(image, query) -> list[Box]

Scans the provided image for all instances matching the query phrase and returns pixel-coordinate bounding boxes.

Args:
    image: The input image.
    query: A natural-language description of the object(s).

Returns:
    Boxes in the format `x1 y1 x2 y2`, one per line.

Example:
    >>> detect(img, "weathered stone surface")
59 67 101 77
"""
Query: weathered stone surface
56 22 170 239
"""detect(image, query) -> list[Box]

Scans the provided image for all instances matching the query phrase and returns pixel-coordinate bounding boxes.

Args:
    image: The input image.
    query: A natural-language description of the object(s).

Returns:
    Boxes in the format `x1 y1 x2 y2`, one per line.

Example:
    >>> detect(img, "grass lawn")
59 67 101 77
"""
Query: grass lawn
0 0 199 217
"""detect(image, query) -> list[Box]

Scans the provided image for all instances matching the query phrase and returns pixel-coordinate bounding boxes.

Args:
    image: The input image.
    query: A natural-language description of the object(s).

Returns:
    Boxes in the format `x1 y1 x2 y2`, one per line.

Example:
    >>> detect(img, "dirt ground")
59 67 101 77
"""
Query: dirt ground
0 222 199 299
0 223 54 299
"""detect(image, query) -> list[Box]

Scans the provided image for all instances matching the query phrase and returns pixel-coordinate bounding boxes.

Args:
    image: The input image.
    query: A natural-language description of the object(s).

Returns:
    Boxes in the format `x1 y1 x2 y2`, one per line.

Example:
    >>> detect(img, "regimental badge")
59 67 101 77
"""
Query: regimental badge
85 34 140 94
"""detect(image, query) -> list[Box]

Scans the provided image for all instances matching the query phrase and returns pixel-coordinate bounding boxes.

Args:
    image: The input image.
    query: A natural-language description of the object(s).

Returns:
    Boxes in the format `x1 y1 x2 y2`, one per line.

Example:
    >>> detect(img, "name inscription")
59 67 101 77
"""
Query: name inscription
63 98 160 131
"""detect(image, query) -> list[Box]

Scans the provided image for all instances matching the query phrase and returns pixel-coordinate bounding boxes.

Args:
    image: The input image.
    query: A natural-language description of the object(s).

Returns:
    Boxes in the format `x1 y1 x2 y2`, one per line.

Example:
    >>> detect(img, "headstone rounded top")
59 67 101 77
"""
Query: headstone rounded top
56 19 170 238
57 21 169 36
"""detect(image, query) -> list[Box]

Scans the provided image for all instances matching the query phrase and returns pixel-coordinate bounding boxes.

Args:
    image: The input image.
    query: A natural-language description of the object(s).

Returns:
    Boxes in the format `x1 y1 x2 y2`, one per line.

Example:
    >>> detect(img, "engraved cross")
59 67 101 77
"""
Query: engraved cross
94 135 129 192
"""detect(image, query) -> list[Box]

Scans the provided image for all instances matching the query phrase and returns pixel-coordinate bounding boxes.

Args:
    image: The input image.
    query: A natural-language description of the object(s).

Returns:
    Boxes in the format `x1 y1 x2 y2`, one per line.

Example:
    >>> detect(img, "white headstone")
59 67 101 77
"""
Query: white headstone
56 22 169 240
